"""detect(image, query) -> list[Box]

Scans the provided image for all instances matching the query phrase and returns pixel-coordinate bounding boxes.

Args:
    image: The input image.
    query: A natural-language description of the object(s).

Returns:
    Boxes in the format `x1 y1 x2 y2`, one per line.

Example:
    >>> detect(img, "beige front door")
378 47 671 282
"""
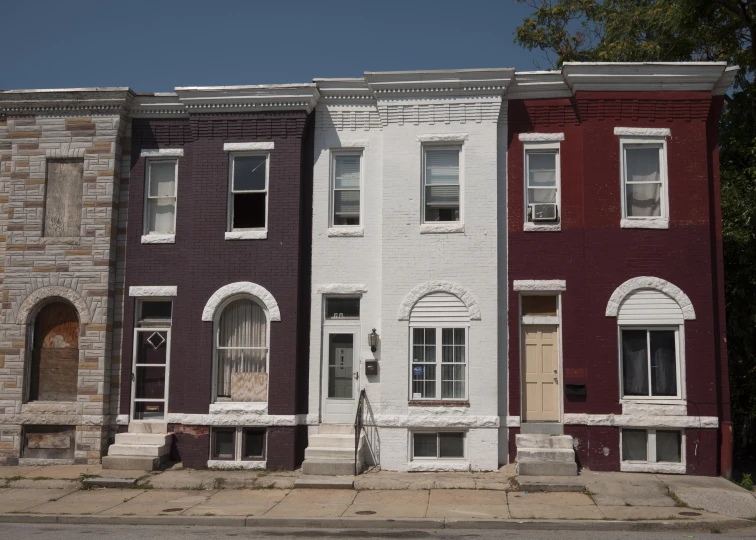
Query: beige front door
522 325 559 422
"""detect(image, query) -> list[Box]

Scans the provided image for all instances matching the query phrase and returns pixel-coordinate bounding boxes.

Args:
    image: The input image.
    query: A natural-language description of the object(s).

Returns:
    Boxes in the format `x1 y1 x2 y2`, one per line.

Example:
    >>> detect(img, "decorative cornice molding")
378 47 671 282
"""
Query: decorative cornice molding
0 88 134 116
365 68 514 100
175 84 320 114
713 66 739 95
562 62 729 92
508 71 572 100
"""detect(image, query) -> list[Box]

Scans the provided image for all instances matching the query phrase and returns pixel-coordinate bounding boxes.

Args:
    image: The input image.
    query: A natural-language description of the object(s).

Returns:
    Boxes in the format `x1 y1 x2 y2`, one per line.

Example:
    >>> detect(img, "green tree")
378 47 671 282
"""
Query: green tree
515 0 756 459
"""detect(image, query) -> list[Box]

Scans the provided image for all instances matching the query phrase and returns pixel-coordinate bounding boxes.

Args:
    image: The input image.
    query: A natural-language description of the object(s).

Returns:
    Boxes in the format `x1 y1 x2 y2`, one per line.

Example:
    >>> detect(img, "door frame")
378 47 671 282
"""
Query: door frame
130 326 171 423
320 324 360 424
518 293 563 424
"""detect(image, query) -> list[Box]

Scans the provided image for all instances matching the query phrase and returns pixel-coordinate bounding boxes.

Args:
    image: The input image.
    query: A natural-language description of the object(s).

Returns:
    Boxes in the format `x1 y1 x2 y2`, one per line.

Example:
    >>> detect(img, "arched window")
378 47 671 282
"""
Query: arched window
215 297 268 402
28 301 79 402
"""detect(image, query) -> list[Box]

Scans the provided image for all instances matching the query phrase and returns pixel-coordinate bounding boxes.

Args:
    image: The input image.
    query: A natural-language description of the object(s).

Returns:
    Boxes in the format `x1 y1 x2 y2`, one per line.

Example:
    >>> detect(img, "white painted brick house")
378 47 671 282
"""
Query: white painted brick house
307 70 513 472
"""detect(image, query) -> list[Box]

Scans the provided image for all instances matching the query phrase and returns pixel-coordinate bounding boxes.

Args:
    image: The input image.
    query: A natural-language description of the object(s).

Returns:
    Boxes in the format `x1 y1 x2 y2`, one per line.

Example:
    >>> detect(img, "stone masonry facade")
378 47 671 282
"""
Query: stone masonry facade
0 89 133 464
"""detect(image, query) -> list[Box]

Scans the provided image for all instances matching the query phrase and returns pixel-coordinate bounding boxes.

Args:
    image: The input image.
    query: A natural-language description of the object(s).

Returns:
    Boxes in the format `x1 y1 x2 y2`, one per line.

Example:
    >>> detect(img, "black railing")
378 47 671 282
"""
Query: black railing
354 388 367 476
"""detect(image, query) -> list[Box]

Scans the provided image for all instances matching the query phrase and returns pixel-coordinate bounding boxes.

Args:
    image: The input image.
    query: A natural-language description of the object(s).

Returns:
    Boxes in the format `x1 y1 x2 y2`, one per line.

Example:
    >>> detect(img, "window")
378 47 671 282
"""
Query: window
210 427 266 462
622 429 682 464
621 329 679 399
215 298 268 402
621 141 667 220
423 147 460 222
145 159 178 235
132 300 172 421
325 297 360 320
525 149 559 223
229 154 268 231
412 432 465 459
332 153 361 226
44 159 83 237
28 302 80 402
411 328 466 400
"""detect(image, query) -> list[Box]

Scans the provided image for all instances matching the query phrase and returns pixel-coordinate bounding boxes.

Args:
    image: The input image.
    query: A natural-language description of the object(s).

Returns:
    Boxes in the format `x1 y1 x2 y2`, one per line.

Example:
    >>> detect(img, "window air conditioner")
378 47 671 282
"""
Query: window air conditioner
529 203 558 222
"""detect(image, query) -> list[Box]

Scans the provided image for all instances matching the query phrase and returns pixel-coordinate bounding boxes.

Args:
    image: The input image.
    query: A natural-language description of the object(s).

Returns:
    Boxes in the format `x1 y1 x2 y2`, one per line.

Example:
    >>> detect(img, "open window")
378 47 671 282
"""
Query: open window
214 297 269 402
228 154 268 232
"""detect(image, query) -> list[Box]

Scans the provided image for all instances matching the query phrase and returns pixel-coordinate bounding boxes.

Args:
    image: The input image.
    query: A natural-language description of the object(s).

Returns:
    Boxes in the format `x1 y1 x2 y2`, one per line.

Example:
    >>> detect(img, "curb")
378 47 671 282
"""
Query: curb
0 513 753 531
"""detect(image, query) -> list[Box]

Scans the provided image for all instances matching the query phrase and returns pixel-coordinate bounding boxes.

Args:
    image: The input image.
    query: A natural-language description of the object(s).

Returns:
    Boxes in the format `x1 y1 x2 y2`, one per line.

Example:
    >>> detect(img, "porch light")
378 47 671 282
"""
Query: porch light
368 328 379 353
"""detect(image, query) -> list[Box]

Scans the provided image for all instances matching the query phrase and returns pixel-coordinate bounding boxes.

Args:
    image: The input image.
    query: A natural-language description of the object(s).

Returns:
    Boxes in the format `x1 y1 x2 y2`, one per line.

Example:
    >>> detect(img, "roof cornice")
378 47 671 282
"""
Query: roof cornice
0 87 134 116
713 66 739 95
313 78 375 106
364 68 515 100
562 62 730 92
174 84 320 114
507 71 572 100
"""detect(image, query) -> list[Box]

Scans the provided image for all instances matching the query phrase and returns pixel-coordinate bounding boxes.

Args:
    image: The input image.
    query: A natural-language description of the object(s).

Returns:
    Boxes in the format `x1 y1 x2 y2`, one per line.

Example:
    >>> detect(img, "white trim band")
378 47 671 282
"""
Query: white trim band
223 142 275 151
141 148 184 157
518 132 565 142
129 286 177 297
613 127 671 137
328 227 364 237
208 460 267 470
420 223 465 234
563 413 718 428
513 280 566 292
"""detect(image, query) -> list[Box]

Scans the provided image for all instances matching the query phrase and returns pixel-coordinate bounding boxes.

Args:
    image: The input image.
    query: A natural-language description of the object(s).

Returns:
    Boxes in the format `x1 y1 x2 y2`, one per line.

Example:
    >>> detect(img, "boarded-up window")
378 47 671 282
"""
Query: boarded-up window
44 160 83 237
29 302 79 401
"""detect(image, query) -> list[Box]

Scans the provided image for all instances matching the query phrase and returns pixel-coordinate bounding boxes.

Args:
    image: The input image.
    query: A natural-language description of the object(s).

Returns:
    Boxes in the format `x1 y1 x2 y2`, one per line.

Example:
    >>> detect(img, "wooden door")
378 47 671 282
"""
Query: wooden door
522 325 559 422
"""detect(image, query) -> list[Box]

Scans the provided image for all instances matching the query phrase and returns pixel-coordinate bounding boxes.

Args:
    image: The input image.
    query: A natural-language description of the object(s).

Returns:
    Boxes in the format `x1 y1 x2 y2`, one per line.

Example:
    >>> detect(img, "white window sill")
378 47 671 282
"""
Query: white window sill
209 402 267 414
620 461 685 474
524 222 561 232
141 234 176 244
420 222 465 234
328 227 364 237
208 460 266 470
225 231 268 240
408 460 470 472
621 218 669 229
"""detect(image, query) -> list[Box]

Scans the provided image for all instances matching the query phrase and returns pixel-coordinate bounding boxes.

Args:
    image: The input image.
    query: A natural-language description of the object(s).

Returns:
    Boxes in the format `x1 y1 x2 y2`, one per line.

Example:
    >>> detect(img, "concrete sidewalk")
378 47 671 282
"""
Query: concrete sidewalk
0 463 755 531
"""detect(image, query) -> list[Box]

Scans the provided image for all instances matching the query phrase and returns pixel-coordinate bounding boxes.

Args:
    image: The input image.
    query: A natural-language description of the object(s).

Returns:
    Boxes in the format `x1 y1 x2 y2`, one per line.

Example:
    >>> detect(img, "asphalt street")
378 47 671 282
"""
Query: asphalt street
2 523 756 540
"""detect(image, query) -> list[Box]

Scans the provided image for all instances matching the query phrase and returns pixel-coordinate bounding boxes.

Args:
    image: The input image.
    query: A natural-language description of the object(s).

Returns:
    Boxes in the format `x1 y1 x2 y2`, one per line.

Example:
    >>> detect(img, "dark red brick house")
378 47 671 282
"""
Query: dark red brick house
506 63 737 476
109 85 317 470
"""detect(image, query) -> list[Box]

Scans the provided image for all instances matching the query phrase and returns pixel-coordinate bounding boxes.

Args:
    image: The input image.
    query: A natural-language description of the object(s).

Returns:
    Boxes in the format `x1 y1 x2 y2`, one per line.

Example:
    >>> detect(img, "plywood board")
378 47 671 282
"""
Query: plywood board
230 372 268 402
45 160 83 237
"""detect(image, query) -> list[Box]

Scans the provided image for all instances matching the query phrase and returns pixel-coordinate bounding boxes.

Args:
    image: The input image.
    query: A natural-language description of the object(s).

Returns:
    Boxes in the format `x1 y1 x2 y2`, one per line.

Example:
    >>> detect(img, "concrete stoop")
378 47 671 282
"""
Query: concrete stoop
300 424 364 478
515 433 578 477
102 423 172 471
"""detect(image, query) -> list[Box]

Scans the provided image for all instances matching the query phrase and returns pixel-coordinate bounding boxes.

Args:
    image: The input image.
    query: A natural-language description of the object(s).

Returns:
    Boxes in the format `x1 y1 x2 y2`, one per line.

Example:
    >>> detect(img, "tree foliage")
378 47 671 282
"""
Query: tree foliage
515 0 756 458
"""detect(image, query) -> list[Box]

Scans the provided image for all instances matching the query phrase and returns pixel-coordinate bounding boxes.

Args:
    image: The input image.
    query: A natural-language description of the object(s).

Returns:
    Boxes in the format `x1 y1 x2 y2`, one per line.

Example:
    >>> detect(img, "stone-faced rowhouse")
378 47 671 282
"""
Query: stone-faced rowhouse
104 85 318 470
0 88 133 464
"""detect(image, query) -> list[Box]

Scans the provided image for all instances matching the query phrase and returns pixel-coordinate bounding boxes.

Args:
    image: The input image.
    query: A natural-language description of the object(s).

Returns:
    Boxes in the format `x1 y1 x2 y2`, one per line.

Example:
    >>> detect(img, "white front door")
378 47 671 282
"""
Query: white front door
321 327 359 424
130 327 170 422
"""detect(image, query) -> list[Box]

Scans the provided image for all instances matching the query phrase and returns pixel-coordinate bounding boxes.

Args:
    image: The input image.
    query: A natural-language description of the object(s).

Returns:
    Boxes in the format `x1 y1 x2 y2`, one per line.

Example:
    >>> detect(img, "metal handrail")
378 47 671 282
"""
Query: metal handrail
354 388 367 476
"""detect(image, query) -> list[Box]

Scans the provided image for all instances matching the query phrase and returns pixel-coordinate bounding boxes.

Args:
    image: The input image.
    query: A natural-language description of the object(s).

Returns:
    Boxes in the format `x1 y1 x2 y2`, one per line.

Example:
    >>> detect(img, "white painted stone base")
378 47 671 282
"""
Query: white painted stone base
620 461 685 474
18 458 75 466
208 460 266 470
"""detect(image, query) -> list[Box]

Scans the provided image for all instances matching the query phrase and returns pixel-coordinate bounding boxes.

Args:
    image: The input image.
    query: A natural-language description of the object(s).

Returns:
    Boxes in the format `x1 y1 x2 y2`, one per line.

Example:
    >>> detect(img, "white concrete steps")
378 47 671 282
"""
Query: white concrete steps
515 433 577 477
301 424 363 477
304 446 354 460
103 427 172 471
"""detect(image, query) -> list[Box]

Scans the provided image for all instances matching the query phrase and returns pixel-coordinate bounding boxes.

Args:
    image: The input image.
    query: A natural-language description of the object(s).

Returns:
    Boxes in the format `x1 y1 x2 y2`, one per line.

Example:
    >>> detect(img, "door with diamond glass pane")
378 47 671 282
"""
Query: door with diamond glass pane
131 328 170 421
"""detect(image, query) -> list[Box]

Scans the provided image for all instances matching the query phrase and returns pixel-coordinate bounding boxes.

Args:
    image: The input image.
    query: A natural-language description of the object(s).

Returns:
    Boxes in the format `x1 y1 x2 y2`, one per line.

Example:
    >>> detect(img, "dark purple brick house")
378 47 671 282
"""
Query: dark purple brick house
114 85 317 469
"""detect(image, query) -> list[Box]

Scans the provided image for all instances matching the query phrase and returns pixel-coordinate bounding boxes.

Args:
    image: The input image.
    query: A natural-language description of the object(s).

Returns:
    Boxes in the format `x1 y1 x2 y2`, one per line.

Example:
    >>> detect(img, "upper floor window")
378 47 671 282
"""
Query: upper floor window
45 159 83 237
423 147 460 223
525 147 560 224
620 139 668 223
332 153 361 227
145 159 178 235
214 297 268 402
229 154 268 232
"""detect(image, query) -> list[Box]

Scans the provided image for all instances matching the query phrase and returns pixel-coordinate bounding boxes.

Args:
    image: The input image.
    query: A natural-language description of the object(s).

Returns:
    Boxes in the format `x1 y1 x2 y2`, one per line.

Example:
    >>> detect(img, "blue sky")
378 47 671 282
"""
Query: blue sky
2 0 545 92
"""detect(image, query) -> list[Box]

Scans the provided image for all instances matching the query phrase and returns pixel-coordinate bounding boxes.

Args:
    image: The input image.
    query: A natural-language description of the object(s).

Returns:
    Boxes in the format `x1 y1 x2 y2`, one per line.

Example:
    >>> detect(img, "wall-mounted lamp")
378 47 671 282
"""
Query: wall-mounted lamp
368 328 379 353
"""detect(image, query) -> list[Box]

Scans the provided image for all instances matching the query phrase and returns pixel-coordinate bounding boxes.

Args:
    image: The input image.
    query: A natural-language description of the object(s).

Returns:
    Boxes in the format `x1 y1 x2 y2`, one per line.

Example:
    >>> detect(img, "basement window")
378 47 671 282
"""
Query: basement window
210 427 266 462
412 432 465 459
621 428 684 470
228 154 268 232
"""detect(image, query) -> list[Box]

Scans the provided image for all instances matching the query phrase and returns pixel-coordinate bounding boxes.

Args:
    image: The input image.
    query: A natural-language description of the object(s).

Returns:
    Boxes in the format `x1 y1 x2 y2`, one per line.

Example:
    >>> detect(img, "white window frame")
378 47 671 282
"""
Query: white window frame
408 325 469 401
421 144 464 227
323 295 361 325
620 428 685 473
523 141 561 231
227 152 270 234
209 426 267 463
619 137 669 228
618 326 682 401
330 151 363 229
211 294 271 403
143 158 178 238
409 430 467 461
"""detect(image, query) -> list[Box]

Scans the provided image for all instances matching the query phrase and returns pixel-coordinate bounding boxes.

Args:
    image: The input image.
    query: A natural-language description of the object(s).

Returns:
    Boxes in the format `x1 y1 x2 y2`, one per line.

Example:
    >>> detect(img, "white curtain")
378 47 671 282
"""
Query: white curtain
147 161 176 233
216 299 267 398
625 147 661 217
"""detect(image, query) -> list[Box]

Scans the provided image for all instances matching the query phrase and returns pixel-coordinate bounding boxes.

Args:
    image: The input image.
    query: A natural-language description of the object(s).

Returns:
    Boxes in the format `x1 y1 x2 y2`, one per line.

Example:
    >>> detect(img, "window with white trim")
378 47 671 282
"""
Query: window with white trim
411 328 467 400
620 139 668 220
145 159 178 235
412 431 465 459
621 328 680 399
525 145 560 224
622 428 682 464
423 147 460 222
331 153 361 226
211 427 266 461
214 297 269 402
228 154 268 231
